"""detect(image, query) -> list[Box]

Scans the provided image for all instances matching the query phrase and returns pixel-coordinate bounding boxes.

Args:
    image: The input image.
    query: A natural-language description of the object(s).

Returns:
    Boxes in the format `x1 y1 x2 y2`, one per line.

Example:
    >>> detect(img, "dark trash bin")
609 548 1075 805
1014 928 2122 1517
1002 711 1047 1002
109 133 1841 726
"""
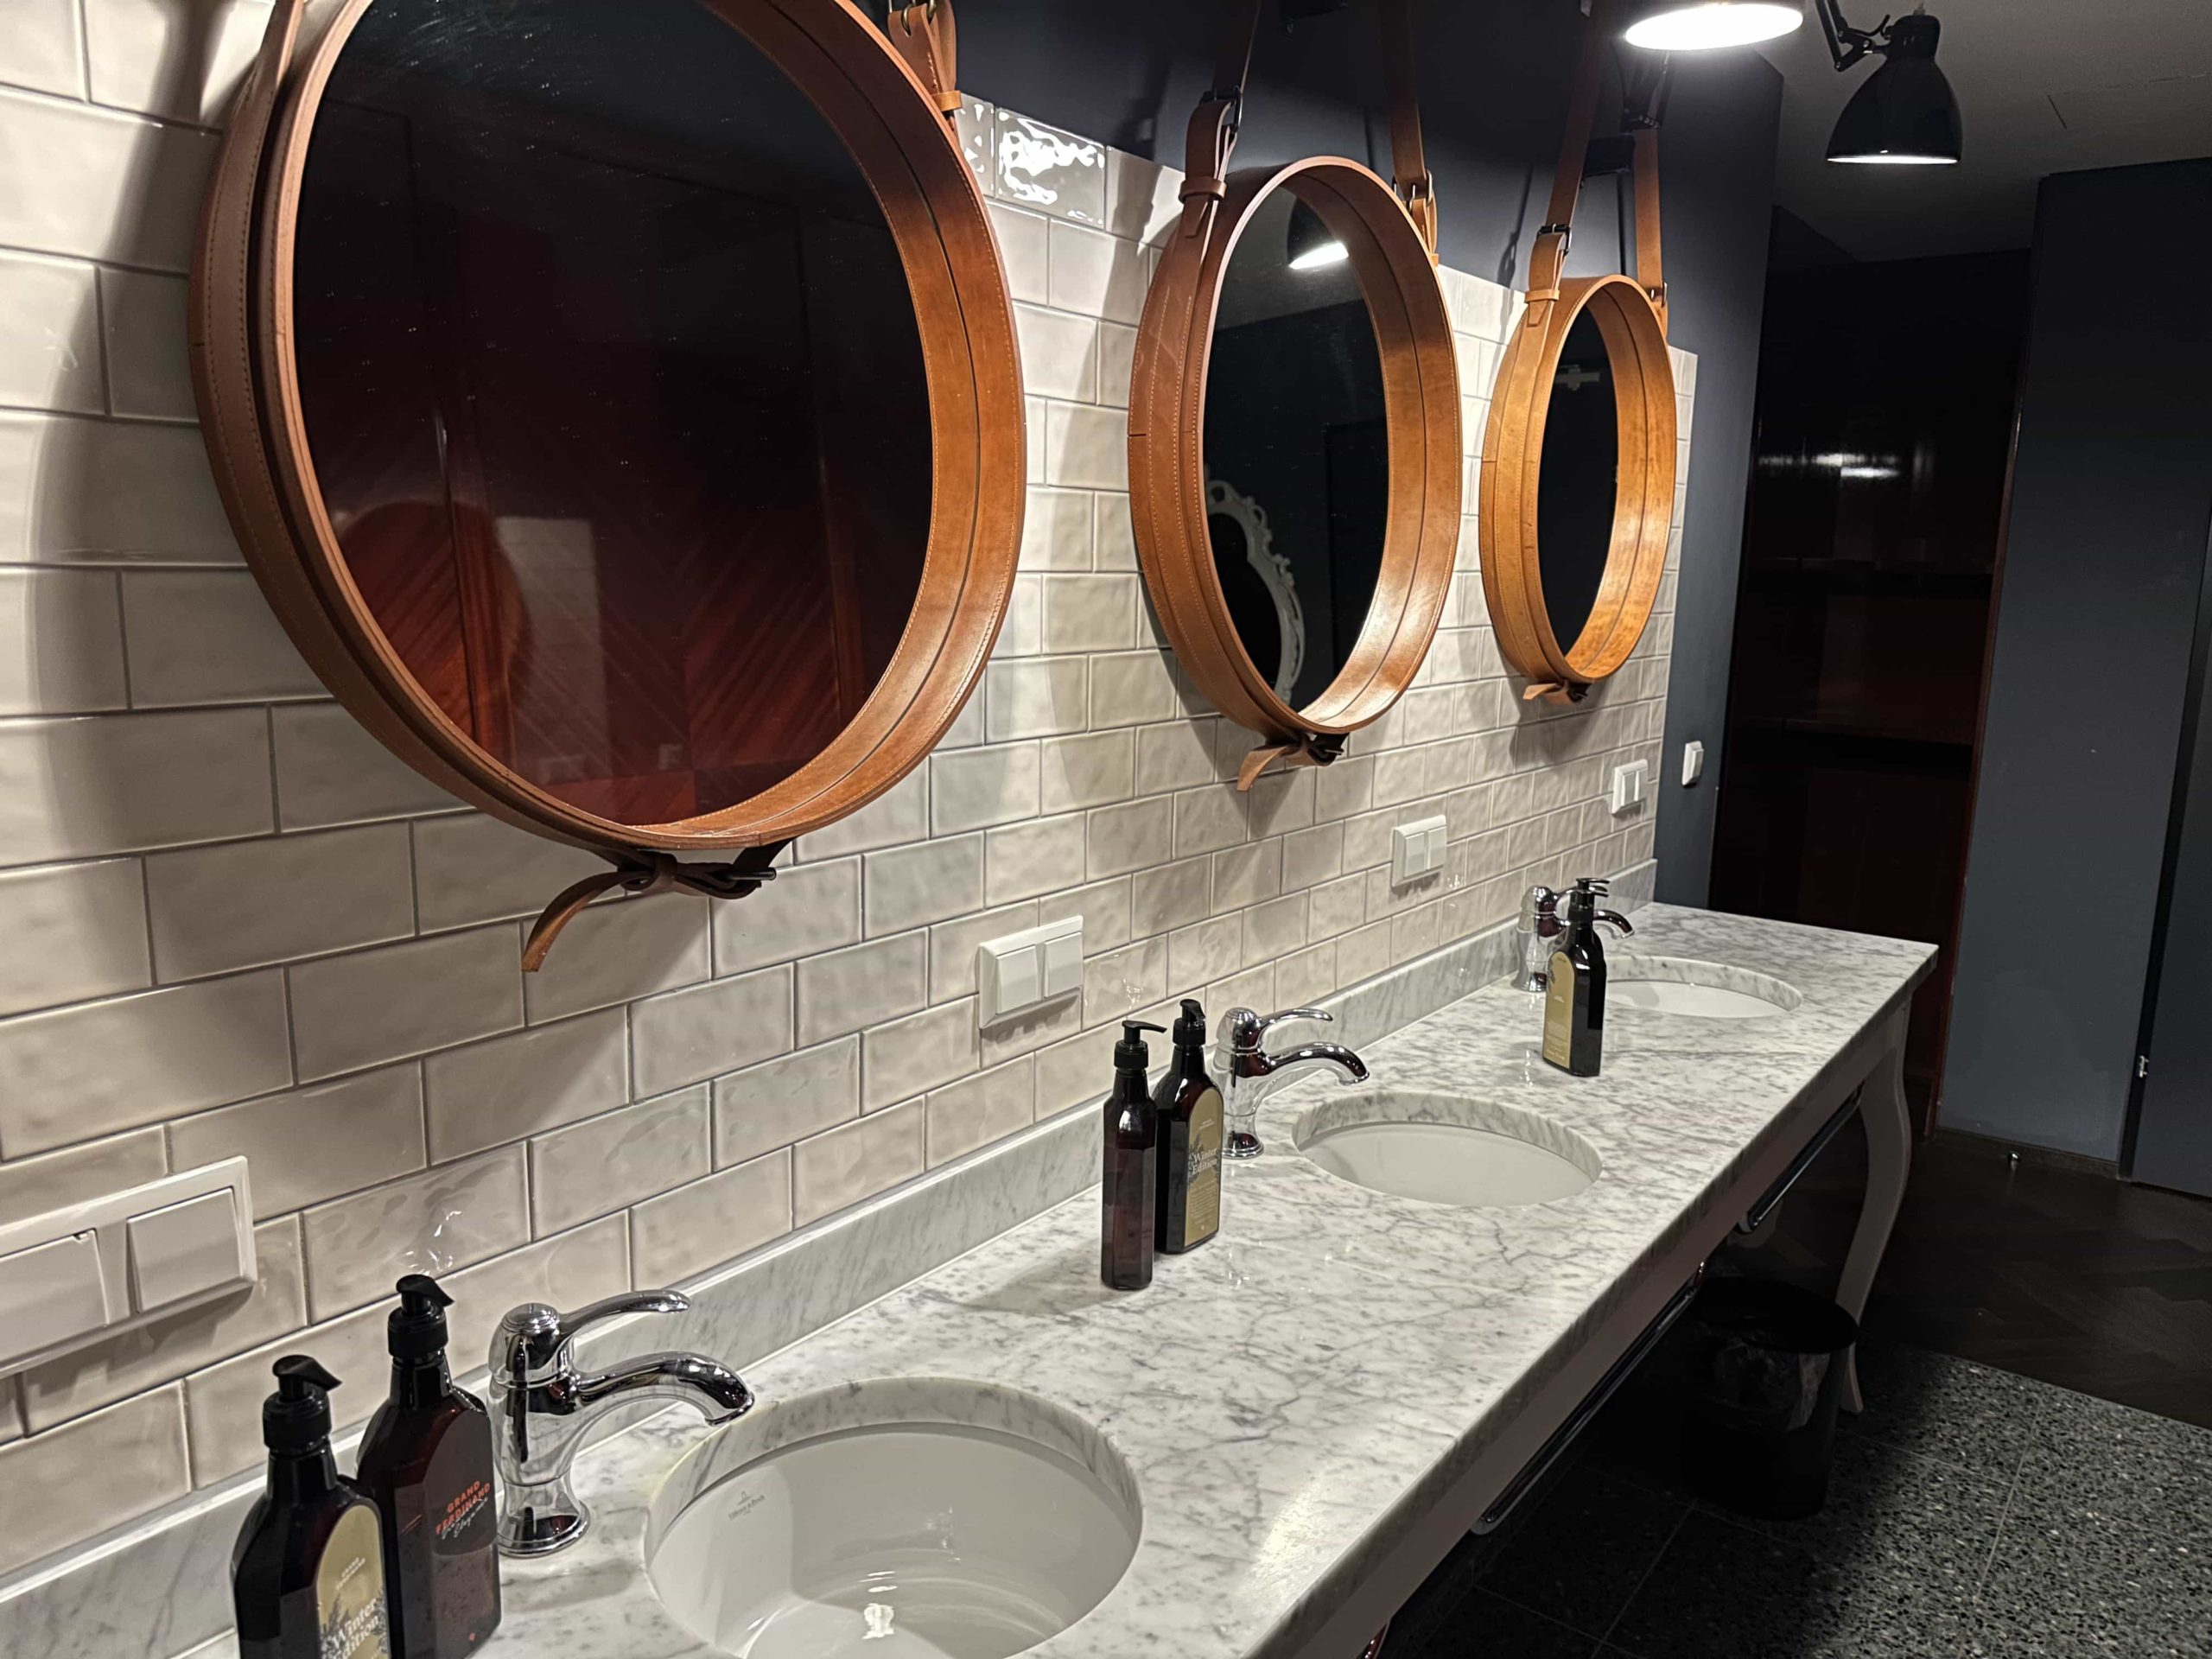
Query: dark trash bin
1681 1277 1859 1520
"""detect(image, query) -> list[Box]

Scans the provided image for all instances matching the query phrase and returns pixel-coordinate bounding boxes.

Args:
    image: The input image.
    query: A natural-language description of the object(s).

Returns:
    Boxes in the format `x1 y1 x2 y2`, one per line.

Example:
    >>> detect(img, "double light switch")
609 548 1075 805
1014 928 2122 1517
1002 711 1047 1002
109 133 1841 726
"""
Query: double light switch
0 1160 256 1376
977 915 1084 1027
1390 815 1449 889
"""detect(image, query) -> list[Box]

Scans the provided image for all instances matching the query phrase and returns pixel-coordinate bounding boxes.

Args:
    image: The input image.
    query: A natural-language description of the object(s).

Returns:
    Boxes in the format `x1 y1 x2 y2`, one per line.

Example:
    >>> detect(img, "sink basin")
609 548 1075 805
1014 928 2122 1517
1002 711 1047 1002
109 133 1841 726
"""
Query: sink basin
1293 1088 1599 1207
1607 956 1802 1020
647 1378 1140 1658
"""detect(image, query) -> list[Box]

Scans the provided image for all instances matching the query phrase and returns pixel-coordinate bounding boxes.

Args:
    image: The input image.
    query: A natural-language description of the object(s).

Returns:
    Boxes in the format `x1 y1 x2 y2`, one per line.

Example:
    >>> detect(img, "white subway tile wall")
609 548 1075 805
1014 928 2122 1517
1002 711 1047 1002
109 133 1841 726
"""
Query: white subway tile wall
0 48 1684 1576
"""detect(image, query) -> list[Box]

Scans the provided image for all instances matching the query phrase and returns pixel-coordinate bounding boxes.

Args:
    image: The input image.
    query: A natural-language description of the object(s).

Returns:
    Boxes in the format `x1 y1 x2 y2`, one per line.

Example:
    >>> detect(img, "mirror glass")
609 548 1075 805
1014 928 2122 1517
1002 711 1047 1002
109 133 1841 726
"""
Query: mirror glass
294 0 932 825
1535 309 1619 648
1201 182 1389 709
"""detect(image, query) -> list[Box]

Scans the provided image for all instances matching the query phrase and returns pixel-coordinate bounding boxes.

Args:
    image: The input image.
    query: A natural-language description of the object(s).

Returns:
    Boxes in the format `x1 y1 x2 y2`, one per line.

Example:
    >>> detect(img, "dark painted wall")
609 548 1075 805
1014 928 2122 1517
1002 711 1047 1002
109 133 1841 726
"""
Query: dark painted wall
950 0 1783 898
1943 160 2212 1160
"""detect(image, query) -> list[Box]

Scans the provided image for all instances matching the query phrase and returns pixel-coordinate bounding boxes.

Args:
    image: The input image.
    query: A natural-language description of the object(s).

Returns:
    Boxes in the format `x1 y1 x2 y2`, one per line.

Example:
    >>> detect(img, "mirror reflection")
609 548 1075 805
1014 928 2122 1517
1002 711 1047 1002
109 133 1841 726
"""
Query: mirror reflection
1535 309 1620 649
295 0 932 825
1201 184 1389 709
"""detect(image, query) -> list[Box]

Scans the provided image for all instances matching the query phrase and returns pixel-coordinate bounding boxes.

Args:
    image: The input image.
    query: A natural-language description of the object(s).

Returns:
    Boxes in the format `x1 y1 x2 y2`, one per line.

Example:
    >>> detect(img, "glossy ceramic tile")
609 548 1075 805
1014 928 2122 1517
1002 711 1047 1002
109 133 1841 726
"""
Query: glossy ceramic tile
167 1065 426 1219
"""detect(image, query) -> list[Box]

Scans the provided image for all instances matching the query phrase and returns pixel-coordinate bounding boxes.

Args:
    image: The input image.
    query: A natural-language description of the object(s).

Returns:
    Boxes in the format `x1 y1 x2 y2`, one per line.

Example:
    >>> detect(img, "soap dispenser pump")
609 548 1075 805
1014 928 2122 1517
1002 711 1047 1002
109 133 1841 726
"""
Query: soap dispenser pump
356 1274 501 1658
1154 999 1224 1255
1103 1020 1164 1291
232 1357 393 1659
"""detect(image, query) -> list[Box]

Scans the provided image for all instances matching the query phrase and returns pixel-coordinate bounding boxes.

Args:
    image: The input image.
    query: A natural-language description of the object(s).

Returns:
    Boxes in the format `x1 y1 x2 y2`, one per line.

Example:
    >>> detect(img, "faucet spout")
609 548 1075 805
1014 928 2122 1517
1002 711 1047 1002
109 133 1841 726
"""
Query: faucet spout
575 1351 755 1421
1260 1041 1370 1084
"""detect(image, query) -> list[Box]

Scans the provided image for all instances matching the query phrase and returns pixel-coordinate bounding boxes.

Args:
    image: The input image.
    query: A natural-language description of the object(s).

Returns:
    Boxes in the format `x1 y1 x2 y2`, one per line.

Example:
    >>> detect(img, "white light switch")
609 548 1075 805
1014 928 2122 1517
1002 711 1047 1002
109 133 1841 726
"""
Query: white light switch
1390 815 1449 889
128 1189 246 1313
0 1234 110 1359
977 916 1084 1026
1610 760 1649 817
1681 740 1706 786
1041 927 1083 999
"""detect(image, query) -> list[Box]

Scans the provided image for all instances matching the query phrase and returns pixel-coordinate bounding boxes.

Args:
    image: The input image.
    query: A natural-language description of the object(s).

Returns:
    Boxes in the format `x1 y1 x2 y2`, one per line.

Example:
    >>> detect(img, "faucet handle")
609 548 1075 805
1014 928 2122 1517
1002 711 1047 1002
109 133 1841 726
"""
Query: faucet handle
495 1289 690 1376
1220 1006 1332 1054
1253 1006 1332 1042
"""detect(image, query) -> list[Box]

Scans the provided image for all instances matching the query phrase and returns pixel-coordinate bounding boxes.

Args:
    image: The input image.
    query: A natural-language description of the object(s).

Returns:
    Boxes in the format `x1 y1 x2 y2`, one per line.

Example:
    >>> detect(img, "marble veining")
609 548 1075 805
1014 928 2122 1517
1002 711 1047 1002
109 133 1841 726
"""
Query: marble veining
470 902 1933 1659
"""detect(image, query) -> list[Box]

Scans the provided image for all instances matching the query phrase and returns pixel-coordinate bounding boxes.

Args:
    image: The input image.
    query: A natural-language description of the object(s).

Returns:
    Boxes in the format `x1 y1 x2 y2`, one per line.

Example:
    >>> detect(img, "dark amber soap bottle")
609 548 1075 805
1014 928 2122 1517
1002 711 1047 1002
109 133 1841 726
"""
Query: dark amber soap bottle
355 1275 501 1657
232 1357 393 1659
1102 1020 1163 1291
1154 999 1224 1254
1541 876 1610 1077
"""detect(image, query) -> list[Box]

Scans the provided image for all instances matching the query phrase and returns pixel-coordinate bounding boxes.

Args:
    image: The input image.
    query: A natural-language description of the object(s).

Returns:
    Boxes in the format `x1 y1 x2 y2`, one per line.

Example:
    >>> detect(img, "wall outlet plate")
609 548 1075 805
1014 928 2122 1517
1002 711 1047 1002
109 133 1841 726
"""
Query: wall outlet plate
977 915 1084 1026
0 1159 255 1376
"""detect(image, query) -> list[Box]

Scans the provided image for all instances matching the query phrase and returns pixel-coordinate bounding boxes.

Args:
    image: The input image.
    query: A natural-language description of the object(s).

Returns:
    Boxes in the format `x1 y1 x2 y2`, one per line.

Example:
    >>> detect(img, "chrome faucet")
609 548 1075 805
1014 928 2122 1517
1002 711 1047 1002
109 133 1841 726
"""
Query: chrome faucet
490 1289 753 1556
1516 886 1563 992
1217 1006 1369 1159
1517 883 1633 992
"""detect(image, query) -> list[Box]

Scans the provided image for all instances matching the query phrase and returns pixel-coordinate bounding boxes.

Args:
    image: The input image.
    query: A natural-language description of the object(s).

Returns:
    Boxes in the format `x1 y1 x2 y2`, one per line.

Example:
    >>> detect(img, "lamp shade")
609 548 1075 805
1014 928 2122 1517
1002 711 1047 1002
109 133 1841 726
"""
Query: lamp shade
1622 0 1803 50
1827 16 1961 163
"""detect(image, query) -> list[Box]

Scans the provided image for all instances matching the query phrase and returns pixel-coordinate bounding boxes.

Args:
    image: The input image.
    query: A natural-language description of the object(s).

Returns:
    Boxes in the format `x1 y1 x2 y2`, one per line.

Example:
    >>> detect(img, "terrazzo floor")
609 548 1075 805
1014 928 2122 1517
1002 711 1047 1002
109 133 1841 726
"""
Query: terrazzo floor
1386 1338 2212 1659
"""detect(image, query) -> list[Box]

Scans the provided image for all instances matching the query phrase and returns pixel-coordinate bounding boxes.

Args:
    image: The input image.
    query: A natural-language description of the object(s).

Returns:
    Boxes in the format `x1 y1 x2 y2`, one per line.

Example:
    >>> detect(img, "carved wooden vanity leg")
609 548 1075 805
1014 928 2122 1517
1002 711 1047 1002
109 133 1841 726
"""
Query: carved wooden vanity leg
1838 1007 1912 1414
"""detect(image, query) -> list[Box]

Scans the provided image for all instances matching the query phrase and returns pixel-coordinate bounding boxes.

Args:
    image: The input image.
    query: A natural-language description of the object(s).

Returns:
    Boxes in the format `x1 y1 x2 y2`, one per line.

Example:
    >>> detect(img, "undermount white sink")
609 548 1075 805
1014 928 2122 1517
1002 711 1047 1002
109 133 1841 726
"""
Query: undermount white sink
1607 956 1802 1020
646 1379 1140 1658
1293 1088 1599 1207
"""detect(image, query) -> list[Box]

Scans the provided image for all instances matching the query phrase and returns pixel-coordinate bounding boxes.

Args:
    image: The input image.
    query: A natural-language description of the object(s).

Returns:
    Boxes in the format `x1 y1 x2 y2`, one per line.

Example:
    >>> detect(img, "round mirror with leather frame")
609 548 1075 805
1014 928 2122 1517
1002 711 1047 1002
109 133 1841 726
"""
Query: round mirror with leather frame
1128 0 1460 788
192 0 1020 962
1479 0 1676 705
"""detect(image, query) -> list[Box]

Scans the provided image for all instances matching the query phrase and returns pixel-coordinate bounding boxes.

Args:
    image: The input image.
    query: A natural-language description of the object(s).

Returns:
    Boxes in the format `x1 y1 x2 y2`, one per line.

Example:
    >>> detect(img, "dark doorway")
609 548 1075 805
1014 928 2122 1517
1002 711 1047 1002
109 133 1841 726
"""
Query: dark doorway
1710 216 2030 1118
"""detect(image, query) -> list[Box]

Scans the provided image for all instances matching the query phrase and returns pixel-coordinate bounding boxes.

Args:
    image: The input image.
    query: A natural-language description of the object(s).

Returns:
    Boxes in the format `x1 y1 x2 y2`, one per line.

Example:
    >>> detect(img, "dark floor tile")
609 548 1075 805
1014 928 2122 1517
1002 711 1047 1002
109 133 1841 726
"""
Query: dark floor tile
1403 1588 1599 1658
1963 1490 2212 1658
1841 1340 2048 1479
1707 1431 2007 1597
1608 1509 1971 1659
1478 1465 1687 1637
2009 1379 2212 1545
1384 1529 1510 1656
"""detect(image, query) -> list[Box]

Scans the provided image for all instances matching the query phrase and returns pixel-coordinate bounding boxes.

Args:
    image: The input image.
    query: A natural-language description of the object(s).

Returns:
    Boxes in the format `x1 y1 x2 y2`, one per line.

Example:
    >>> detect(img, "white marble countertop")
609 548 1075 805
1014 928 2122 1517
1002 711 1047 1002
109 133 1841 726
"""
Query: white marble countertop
490 902 1935 1659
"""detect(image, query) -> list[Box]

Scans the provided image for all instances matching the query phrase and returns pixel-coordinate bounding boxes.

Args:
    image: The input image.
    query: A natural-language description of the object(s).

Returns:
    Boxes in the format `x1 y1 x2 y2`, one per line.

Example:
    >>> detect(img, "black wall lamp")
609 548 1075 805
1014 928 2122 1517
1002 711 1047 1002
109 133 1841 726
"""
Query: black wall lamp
1620 1 1960 167
1813 2 1962 165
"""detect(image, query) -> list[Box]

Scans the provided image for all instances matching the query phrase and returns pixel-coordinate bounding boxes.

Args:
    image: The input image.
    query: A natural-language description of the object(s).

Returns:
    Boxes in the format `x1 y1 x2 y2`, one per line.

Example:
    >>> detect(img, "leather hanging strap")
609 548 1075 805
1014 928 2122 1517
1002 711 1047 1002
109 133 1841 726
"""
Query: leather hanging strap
888 0 961 119
1378 0 1438 257
1632 124 1666 326
1179 0 1267 238
1525 0 1615 325
1237 731 1348 791
1182 0 1439 252
522 842 791 972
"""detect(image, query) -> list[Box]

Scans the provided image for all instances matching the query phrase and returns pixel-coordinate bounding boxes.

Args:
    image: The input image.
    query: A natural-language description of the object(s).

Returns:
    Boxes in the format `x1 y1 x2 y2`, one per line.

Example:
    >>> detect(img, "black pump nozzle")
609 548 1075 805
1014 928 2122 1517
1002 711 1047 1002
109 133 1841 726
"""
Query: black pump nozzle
1115 1020 1166 1074
263 1355 340 1454
387 1272 454 1363
1172 998 1206 1047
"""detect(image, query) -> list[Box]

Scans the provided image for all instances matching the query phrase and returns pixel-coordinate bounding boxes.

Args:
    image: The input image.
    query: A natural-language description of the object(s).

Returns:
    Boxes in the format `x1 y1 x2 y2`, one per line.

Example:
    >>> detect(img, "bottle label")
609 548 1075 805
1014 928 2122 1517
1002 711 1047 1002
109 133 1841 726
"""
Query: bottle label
390 1417 501 1652
315 1504 392 1659
1541 950 1574 1069
1183 1086 1224 1244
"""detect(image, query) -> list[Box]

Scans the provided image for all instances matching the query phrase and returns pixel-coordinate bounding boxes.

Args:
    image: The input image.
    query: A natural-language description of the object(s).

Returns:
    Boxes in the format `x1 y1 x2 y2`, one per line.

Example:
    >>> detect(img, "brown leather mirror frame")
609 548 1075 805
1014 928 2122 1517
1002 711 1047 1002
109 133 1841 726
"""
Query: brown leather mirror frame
1127 0 1461 789
1479 0 1677 706
190 0 1020 963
